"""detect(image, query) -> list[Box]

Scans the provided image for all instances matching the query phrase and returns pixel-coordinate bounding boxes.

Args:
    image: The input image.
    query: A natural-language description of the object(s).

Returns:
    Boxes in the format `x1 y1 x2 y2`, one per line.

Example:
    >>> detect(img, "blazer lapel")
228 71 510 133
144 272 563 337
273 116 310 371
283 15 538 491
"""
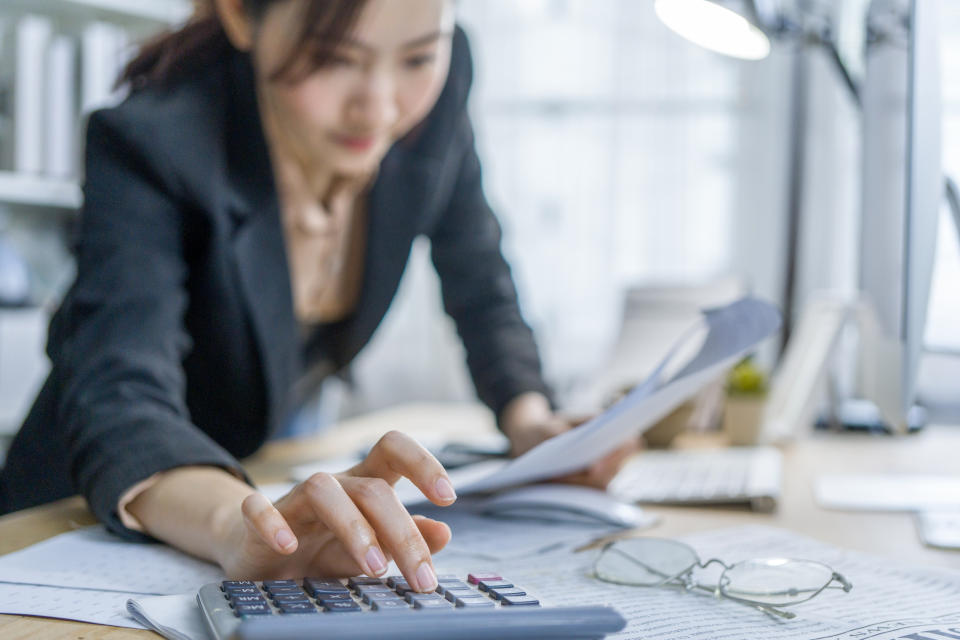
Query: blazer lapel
223 52 300 431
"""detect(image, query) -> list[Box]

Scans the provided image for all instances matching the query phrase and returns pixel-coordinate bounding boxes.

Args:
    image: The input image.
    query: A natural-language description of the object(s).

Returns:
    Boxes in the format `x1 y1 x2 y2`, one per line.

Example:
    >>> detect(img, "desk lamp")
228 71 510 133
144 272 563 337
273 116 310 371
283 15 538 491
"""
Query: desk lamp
653 0 771 60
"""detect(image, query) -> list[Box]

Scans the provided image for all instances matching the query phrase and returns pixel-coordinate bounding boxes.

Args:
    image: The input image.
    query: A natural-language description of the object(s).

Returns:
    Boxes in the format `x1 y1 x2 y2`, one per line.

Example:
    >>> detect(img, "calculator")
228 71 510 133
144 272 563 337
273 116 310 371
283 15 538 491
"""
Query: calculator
197 572 627 639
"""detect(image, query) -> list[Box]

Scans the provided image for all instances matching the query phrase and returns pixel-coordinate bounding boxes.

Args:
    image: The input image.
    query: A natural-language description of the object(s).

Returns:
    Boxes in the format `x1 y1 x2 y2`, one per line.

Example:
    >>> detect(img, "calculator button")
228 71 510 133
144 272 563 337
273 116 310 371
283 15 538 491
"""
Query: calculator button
413 598 452 609
371 599 412 611
323 601 362 612
233 603 271 616
467 573 501 585
363 593 404 605
394 583 418 596
439 587 473 599
222 581 256 589
489 589 527 601
445 591 486 603
436 575 461 583
272 594 312 604
455 598 497 608
405 592 443 604
266 586 306 596
279 602 318 614
303 578 349 595
317 593 354 604
223 585 260 595
436 581 472 594
348 577 385 590
501 595 540 606
478 581 513 592
262 580 298 589
229 594 267 605
357 585 395 596
385 576 406 588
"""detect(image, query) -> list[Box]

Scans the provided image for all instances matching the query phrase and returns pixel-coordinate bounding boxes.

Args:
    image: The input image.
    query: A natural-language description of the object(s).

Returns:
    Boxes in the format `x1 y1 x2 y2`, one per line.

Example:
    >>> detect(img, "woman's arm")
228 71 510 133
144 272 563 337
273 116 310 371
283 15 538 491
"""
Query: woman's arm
57 109 247 539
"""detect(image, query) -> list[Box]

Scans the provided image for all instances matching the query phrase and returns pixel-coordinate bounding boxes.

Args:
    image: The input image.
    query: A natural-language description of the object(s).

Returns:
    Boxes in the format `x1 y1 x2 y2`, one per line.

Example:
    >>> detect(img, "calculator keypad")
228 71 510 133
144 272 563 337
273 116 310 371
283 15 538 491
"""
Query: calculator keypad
220 572 539 618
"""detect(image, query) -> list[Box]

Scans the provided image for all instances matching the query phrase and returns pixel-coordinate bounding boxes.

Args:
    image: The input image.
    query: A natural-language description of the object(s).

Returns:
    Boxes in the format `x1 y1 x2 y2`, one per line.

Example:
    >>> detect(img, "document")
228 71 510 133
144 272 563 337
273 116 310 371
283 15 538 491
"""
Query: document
435 525 960 640
0 524 223 634
0 484 614 634
5 519 960 640
127 525 960 640
392 297 782 503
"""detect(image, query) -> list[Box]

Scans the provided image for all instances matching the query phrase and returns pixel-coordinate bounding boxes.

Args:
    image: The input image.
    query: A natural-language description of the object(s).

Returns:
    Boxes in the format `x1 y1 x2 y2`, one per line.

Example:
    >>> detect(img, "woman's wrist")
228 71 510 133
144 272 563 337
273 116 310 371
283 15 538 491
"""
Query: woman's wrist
499 392 561 455
125 466 254 566
499 392 552 438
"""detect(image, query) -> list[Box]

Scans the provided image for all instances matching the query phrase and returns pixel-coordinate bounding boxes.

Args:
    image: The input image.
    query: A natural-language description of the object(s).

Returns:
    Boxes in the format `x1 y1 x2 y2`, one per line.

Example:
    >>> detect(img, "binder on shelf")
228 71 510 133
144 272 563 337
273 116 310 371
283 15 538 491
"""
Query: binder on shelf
45 35 78 179
81 21 128 114
14 14 52 175
0 19 15 171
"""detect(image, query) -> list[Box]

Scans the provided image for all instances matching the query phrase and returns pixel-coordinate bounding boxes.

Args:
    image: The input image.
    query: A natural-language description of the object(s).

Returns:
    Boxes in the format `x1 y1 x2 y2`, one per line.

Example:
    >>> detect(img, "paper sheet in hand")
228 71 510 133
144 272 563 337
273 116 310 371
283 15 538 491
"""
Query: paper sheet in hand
397 297 781 503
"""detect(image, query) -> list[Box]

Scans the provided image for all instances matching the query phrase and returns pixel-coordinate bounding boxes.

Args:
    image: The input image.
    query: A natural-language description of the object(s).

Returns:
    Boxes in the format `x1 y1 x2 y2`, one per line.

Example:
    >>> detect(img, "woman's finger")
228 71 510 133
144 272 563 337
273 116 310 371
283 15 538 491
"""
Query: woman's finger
241 492 299 555
340 475 439 593
413 515 452 554
347 430 457 506
289 472 390 578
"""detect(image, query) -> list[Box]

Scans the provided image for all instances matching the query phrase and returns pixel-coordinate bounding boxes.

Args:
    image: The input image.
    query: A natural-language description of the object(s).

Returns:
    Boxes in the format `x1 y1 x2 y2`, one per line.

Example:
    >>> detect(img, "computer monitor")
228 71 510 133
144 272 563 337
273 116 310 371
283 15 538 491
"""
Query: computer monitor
857 0 942 432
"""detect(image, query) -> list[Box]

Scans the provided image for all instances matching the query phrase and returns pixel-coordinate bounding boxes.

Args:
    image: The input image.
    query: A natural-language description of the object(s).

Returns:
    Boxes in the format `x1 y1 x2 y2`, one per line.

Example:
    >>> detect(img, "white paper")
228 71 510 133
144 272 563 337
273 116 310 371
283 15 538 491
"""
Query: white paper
0 582 142 629
9 521 960 640
412 500 628 560
435 525 960 640
0 525 222 595
127 593 208 640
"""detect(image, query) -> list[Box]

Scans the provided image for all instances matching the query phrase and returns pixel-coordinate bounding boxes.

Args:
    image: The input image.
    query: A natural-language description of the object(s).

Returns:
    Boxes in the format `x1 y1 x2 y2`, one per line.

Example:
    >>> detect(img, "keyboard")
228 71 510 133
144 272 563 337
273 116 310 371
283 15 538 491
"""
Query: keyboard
197 572 627 640
608 446 783 512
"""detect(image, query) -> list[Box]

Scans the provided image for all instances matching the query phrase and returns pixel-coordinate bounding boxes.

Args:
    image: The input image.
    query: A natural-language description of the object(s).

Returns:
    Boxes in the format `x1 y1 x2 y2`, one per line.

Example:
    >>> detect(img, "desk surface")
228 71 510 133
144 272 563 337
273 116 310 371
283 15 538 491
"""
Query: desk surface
2 402 958 638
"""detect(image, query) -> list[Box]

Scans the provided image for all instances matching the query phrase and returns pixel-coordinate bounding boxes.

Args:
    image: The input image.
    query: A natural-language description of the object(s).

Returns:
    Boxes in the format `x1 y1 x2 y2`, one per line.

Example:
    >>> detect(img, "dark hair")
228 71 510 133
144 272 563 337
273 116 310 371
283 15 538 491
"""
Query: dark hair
120 0 368 90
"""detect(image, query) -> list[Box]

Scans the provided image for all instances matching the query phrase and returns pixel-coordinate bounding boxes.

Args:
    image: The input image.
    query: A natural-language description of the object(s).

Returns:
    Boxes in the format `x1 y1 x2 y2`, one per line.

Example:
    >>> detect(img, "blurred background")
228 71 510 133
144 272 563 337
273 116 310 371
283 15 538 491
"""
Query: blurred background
0 0 957 454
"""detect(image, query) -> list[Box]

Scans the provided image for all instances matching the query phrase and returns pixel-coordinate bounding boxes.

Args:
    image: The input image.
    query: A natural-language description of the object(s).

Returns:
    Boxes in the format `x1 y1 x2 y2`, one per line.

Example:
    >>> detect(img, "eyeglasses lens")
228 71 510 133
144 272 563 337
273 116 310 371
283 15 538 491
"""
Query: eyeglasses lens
720 558 835 606
596 538 698 586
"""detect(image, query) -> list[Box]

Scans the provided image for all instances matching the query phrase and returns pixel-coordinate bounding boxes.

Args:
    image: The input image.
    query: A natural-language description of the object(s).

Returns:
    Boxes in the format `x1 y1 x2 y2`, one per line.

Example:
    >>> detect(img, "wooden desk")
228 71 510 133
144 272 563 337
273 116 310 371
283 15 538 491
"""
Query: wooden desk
1 403 958 638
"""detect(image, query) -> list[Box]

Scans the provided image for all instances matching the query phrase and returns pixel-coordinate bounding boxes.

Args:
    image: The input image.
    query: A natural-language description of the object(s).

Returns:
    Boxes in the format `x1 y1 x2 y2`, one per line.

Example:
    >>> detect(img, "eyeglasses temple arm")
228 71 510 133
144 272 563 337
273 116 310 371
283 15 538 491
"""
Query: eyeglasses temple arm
833 572 853 592
687 583 797 619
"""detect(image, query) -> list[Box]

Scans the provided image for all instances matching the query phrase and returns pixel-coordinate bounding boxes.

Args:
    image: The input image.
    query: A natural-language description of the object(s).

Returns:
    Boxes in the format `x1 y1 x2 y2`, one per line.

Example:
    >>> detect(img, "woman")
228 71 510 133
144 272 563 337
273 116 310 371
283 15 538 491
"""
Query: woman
0 0 635 592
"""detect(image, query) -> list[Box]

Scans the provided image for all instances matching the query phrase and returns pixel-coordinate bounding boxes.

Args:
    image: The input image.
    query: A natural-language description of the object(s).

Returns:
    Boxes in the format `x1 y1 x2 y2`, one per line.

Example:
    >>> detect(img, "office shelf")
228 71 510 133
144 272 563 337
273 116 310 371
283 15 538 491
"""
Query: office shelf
0 0 191 27
0 171 81 212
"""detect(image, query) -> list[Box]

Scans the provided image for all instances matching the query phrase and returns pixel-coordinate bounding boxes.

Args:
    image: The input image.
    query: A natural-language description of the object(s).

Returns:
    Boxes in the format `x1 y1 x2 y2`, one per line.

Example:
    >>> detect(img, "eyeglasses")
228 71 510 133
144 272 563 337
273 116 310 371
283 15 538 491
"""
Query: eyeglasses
590 537 853 619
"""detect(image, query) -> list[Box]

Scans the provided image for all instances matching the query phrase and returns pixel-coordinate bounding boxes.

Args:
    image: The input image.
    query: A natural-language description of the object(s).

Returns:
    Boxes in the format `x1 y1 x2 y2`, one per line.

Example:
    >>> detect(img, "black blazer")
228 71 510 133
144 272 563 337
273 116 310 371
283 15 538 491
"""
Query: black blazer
0 28 551 538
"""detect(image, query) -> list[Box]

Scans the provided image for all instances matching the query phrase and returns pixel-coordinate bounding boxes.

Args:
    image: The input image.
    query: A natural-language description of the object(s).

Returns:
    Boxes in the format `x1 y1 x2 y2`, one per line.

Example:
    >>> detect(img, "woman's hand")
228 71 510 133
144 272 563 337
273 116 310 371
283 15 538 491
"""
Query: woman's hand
500 392 641 489
214 431 456 590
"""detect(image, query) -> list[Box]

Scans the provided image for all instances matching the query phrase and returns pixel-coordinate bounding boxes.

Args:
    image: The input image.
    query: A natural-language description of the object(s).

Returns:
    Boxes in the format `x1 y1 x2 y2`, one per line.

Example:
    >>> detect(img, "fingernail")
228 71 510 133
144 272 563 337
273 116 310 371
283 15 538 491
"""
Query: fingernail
276 529 296 550
435 477 457 502
366 547 387 576
415 562 437 592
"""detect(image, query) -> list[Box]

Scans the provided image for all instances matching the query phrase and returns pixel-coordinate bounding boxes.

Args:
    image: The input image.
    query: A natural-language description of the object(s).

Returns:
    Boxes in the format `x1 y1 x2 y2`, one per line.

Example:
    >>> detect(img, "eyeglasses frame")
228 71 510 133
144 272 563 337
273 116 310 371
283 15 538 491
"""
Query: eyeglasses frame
591 537 853 619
